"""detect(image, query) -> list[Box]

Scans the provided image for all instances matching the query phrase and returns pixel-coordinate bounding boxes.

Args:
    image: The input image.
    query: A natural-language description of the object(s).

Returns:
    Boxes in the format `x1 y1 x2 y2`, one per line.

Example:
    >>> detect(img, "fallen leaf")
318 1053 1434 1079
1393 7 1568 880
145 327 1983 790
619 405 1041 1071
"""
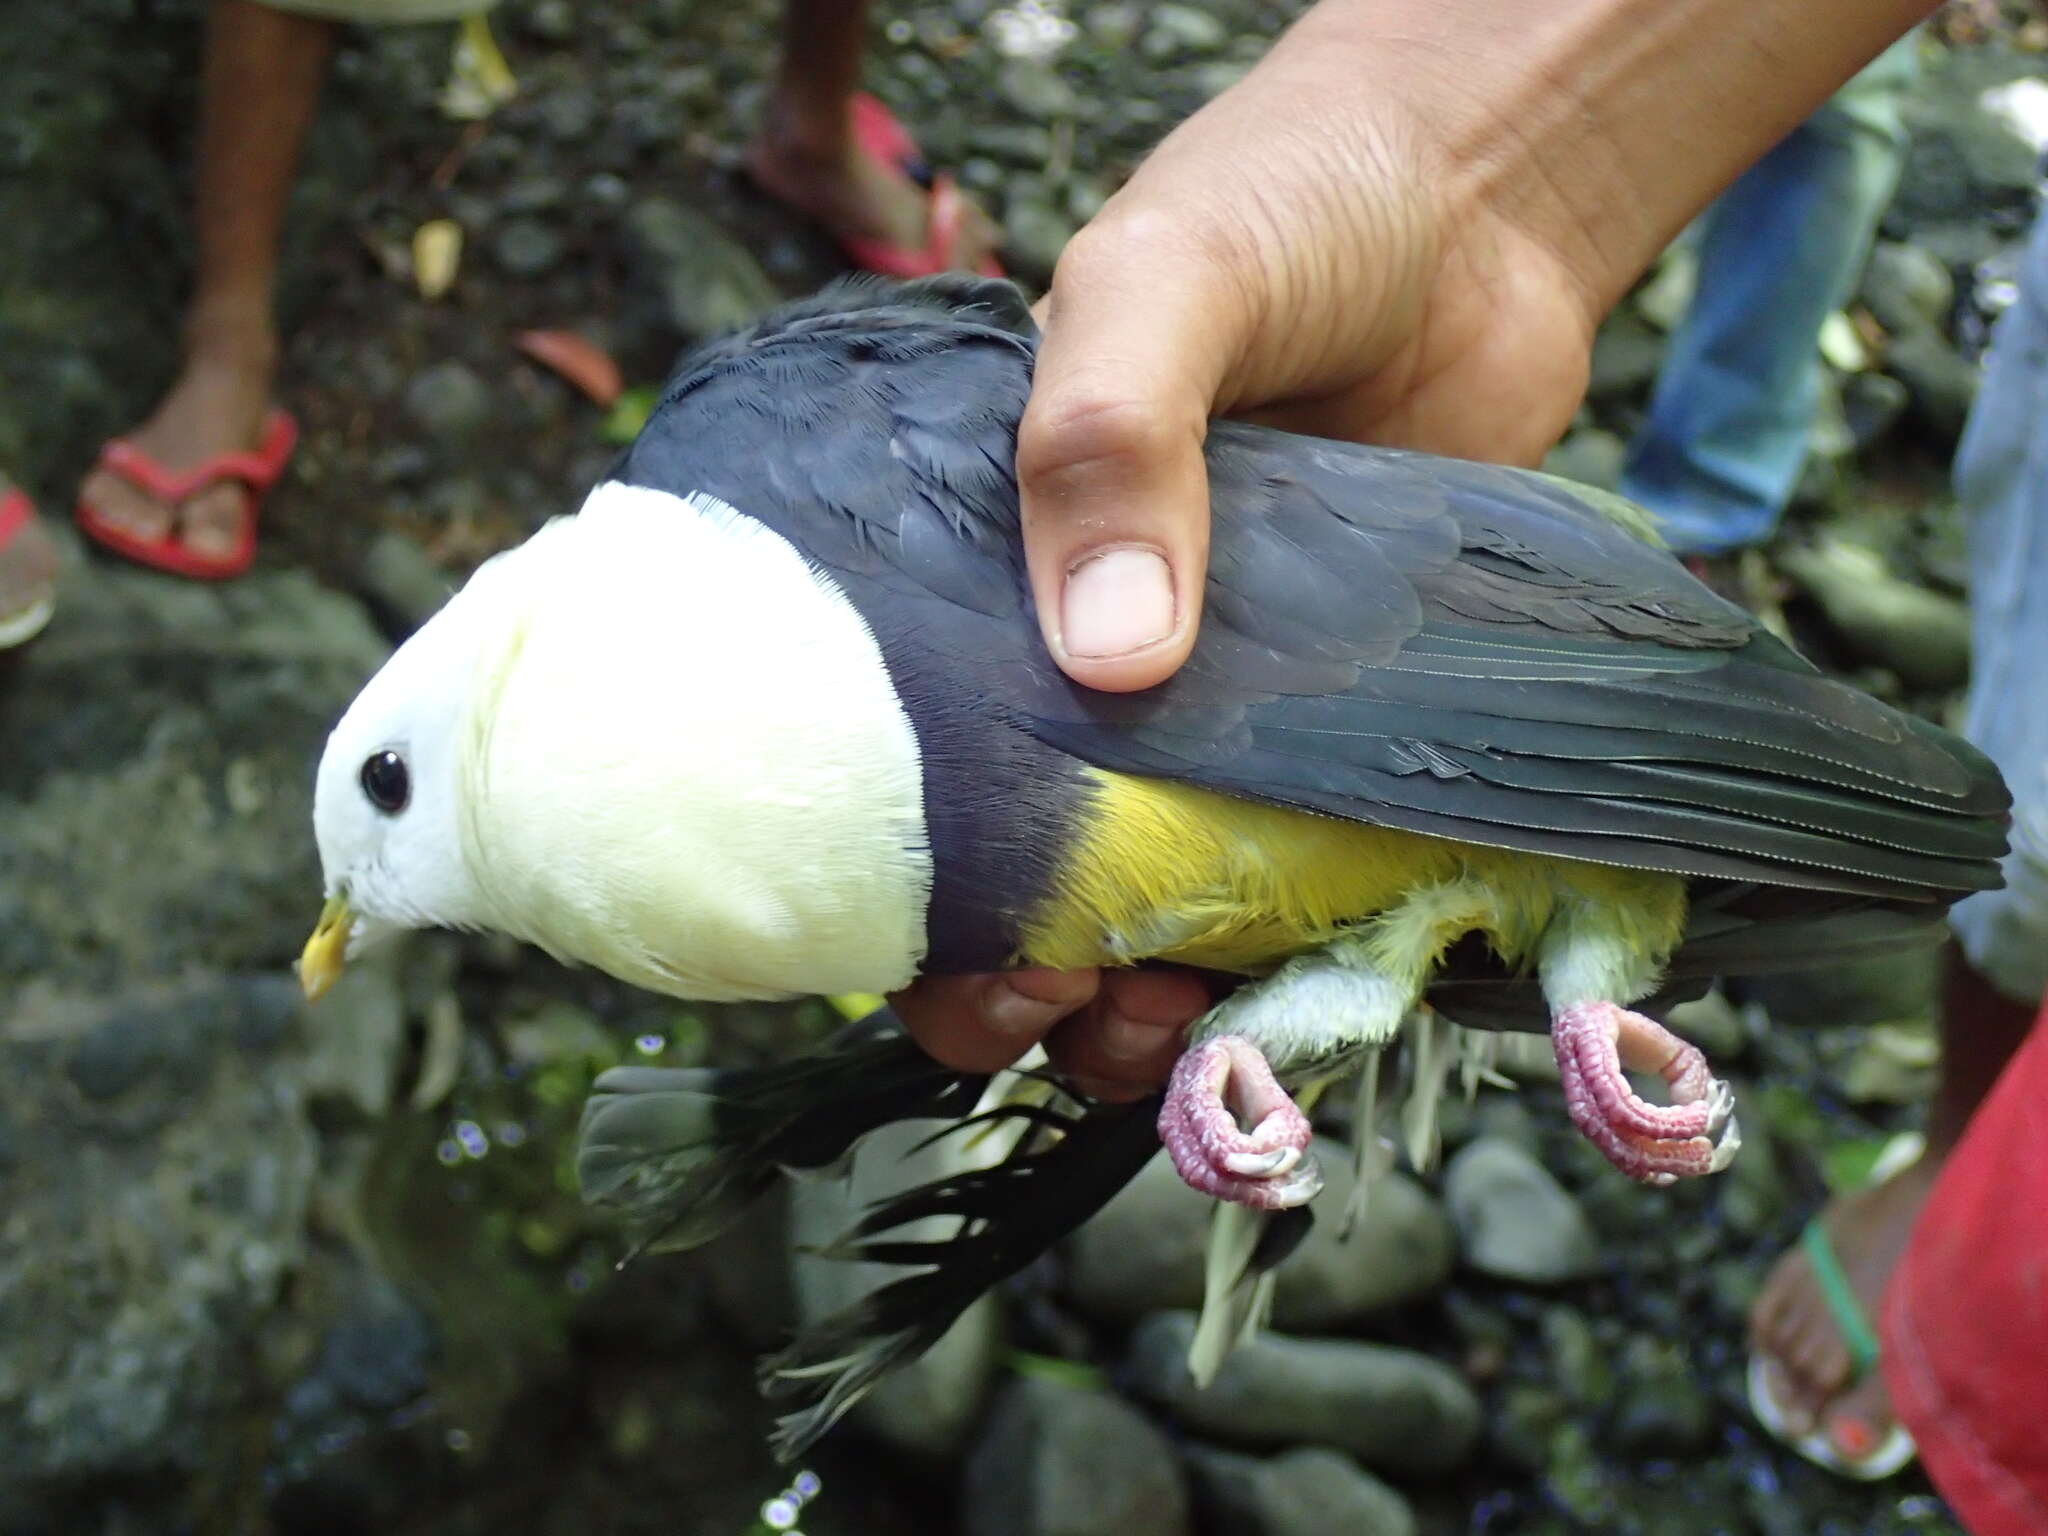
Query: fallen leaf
439 11 518 121
413 220 463 301
600 386 658 445
515 329 624 407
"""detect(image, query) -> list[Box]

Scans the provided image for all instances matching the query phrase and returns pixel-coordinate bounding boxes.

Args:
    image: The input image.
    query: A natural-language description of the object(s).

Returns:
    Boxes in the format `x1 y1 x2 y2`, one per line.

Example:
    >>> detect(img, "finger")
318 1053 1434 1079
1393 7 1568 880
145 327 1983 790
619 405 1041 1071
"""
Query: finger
890 967 1101 1074
1045 965 1211 1101
1017 210 1246 693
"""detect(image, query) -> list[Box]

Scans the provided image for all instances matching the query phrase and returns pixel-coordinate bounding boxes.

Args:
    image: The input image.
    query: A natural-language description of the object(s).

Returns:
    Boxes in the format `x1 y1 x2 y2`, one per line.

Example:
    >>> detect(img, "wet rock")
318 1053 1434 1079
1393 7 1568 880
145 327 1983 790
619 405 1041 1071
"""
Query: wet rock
789 1118 1004 1459
1541 1306 1616 1411
1491 1383 1569 1473
1613 1332 1717 1459
1861 240 1956 332
1184 1445 1417 1536
1776 536 1971 691
403 360 494 442
356 530 455 638
1662 989 1750 1063
963 1376 1190 1536
1000 191 1077 281
1065 1138 1454 1331
1084 3 1143 50
1842 1022 1942 1106
1542 428 1626 492
1884 323 1981 445
1731 943 1941 1029
1127 1312 1480 1478
0 979 321 1521
520 0 576 41
622 195 781 345
1587 311 1666 400
537 84 601 142
999 59 1081 120
968 122 1056 166
1445 1138 1601 1285
1840 370 1910 450
492 217 567 278
1142 4 1229 60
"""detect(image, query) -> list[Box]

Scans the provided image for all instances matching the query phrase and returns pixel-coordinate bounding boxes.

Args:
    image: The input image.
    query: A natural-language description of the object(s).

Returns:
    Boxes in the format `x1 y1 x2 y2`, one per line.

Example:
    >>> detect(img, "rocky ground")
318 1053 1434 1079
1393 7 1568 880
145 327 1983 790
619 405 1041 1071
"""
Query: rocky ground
2 2 2043 1533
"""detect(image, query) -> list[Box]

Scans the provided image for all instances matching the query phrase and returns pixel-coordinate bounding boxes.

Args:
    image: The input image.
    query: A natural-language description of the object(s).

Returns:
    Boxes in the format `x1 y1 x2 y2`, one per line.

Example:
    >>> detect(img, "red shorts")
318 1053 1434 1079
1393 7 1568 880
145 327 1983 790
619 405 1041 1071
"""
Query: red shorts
1882 999 2048 1536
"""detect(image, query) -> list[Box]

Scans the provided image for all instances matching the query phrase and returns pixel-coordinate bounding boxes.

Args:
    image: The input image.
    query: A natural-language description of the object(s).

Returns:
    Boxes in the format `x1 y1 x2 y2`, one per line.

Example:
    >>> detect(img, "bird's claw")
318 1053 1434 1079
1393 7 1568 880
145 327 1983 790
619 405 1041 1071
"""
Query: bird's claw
1551 1001 1742 1183
1158 1035 1322 1209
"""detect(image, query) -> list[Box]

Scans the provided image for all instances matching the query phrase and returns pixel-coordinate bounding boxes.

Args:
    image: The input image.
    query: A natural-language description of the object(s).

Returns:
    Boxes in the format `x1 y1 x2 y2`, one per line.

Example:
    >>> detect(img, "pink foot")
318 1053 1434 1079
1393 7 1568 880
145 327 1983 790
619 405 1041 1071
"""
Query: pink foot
1551 1001 1741 1185
1157 1036 1323 1209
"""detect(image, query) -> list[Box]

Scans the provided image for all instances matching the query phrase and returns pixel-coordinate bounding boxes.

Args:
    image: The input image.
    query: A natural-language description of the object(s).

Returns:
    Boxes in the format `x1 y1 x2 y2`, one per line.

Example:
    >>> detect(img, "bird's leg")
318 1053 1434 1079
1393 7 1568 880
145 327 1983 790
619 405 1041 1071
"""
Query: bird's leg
1538 892 1741 1185
1159 1036 1321 1208
1158 932 1417 1209
1551 1002 1739 1184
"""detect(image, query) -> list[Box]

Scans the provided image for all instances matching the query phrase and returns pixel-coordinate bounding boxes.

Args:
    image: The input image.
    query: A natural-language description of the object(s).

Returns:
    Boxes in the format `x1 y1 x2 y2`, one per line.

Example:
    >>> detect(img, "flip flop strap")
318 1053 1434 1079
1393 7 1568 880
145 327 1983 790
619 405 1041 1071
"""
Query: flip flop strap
95 412 297 505
0 487 31 543
1801 1219 1882 1378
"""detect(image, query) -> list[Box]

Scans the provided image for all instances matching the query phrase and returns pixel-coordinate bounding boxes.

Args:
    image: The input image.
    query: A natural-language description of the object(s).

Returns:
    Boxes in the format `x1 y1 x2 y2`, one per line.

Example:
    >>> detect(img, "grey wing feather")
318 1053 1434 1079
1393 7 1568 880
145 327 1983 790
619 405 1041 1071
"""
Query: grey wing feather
619 278 2009 906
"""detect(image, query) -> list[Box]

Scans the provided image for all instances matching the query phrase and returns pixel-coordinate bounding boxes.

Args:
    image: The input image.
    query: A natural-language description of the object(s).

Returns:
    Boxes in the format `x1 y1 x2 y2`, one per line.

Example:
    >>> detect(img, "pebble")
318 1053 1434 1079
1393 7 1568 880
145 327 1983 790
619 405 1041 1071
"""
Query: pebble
491 217 567 278
622 196 781 342
963 1377 1190 1536
1862 240 1956 331
1126 1312 1480 1479
1542 427 1627 492
402 359 493 440
1540 1306 1616 1412
1444 1138 1602 1285
1065 1139 1454 1332
1141 3 1229 60
1662 990 1750 1062
998 59 1081 119
1184 1445 1417 1536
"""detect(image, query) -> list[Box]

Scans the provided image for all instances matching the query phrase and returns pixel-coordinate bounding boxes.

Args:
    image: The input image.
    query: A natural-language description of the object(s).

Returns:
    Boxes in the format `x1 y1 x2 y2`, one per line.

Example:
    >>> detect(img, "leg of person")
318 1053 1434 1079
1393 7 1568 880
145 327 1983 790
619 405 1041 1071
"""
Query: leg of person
1881 996 2048 1536
744 0 1001 275
1620 36 1917 557
77 0 331 569
1747 198 2048 1475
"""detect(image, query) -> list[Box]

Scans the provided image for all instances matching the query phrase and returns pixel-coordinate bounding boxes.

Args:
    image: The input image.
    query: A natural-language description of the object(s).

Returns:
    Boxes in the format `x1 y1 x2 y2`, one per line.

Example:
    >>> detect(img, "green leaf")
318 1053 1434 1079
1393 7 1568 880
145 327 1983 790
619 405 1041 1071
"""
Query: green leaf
600 385 657 445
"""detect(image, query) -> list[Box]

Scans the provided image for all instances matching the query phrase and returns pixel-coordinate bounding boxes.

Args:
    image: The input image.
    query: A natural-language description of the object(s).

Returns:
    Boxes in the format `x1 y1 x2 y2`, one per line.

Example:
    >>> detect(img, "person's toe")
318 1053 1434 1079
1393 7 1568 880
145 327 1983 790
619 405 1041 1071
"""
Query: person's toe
179 482 250 560
1822 1370 1899 1468
81 466 174 541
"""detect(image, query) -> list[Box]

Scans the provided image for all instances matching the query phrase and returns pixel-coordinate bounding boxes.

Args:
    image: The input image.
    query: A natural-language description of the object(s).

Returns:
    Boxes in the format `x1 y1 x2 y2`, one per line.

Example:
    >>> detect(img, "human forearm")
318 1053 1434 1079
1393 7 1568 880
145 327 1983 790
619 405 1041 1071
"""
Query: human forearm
1271 0 1937 321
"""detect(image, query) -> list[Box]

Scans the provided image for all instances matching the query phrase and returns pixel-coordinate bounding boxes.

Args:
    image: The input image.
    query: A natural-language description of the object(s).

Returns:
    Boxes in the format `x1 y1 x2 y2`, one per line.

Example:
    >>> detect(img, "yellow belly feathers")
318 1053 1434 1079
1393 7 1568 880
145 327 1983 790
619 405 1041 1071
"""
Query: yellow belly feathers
1017 770 1687 980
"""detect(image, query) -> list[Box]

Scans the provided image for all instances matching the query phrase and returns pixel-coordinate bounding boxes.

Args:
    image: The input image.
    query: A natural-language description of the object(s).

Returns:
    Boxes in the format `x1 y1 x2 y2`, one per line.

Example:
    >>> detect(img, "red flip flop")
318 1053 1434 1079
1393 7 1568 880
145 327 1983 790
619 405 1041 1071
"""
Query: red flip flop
841 93 1005 280
75 408 299 581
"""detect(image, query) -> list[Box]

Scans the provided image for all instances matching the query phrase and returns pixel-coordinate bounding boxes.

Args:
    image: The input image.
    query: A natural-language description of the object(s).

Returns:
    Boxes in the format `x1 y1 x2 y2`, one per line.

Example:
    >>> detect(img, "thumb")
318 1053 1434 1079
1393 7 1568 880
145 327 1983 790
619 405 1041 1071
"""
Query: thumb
1017 215 1243 693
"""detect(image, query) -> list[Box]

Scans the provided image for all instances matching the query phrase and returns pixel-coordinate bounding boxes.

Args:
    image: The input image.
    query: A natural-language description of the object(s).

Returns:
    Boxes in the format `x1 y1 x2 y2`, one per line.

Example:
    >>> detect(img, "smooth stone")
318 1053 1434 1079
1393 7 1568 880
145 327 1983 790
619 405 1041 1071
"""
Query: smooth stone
1775 536 1971 692
963 1377 1190 1536
1126 1312 1480 1479
1542 428 1626 492
1540 1306 1615 1411
1184 1445 1416 1536
1444 1138 1601 1285
402 359 493 441
622 196 781 343
1662 989 1750 1063
1861 240 1956 332
1065 1137 1454 1332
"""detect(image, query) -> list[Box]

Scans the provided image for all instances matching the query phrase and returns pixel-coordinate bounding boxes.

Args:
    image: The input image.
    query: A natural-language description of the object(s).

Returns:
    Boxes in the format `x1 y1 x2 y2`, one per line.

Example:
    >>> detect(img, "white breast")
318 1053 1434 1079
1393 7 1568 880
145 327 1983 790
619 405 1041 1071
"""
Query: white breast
462 482 933 1002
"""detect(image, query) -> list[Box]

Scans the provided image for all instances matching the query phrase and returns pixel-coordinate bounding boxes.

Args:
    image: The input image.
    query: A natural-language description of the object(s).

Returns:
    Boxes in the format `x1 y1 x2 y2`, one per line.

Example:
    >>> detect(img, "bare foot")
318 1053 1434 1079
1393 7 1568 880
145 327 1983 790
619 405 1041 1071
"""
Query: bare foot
78 332 277 563
745 120 1002 273
1748 1152 1940 1456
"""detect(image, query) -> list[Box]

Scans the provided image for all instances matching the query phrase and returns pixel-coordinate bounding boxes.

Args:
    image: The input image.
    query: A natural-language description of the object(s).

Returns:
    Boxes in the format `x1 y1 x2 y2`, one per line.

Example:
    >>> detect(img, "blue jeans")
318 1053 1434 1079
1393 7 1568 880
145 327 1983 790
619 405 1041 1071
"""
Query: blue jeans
1621 38 1919 556
1948 207 2048 1005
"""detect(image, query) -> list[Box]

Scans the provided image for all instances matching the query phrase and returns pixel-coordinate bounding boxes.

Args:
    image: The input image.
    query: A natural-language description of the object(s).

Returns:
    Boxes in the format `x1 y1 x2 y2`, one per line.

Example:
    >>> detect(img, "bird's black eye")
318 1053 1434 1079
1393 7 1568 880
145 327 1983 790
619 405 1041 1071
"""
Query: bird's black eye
360 751 410 814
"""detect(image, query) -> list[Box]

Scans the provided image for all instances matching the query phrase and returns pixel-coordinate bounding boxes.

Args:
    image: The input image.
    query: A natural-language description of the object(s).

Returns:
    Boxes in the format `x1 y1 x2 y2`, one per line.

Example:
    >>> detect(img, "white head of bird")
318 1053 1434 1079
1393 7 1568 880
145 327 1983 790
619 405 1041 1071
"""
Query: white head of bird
300 482 934 1005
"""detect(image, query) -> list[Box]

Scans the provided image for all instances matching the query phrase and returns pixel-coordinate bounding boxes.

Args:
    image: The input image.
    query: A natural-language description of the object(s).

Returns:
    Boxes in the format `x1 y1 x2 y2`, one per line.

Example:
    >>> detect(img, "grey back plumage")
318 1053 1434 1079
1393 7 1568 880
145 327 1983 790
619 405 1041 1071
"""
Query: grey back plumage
615 276 2008 916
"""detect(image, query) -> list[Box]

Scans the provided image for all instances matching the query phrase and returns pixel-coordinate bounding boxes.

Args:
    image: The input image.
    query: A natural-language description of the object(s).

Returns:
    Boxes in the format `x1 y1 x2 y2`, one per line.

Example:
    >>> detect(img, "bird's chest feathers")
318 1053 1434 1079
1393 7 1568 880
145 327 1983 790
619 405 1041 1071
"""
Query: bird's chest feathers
461 485 936 1002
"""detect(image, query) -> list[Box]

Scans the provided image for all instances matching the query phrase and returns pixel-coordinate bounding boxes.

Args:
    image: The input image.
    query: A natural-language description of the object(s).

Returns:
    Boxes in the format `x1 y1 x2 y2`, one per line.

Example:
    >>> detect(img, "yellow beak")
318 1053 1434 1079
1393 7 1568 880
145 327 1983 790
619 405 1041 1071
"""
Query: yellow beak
299 892 353 1002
